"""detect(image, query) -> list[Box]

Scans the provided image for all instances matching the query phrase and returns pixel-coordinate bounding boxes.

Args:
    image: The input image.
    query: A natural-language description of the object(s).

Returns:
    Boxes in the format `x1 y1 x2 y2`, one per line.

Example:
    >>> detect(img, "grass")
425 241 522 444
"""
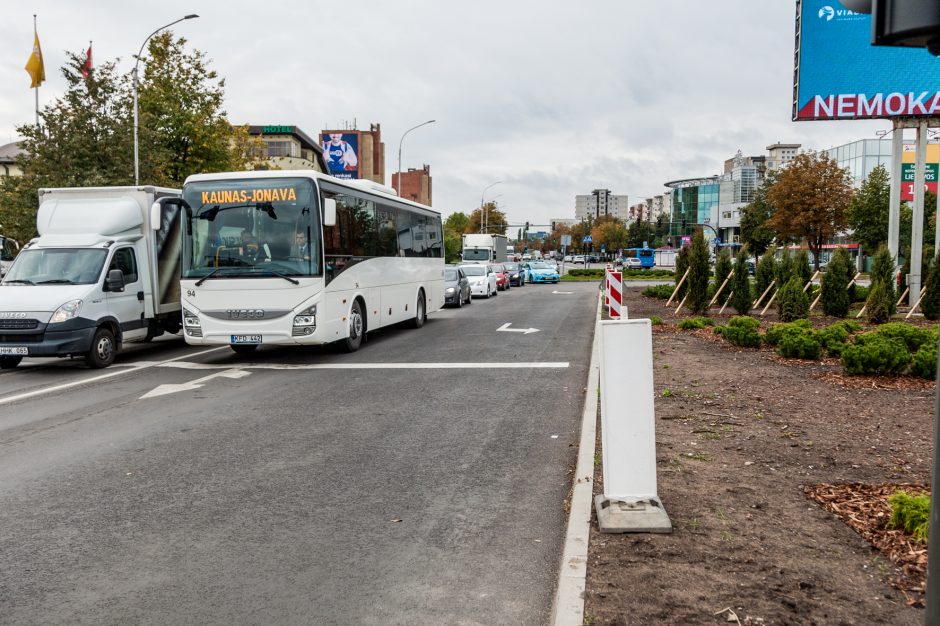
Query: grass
686 452 711 462
661 388 674 398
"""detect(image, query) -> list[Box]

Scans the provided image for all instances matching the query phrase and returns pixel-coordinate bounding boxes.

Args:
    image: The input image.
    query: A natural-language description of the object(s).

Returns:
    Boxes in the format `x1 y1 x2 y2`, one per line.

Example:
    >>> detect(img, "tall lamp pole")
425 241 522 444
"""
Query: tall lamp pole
133 14 199 186
396 119 435 196
480 181 501 233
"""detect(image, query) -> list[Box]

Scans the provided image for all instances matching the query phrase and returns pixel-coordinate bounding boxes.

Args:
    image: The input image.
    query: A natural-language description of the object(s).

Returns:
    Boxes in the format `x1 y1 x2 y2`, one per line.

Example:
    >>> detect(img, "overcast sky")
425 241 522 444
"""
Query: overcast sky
1 1 889 227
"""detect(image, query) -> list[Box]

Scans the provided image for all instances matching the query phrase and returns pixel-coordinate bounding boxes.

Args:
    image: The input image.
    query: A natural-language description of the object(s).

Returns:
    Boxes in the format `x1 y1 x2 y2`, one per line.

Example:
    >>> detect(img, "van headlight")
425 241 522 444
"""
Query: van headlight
50 299 83 323
183 307 201 328
293 304 317 327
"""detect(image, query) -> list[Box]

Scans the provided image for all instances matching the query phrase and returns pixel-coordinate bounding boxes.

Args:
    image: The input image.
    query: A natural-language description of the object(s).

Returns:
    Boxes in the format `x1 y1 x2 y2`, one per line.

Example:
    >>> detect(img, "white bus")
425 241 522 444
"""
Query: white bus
161 171 444 353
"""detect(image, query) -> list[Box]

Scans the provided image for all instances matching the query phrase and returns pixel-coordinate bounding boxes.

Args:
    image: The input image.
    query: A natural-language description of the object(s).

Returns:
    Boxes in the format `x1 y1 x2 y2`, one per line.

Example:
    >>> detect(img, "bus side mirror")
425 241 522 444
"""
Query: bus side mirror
323 198 337 226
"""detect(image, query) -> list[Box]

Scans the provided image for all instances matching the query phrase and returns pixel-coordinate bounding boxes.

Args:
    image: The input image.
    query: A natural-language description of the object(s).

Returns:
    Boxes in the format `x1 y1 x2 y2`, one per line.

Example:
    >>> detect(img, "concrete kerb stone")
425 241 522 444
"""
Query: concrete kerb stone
550 290 602 626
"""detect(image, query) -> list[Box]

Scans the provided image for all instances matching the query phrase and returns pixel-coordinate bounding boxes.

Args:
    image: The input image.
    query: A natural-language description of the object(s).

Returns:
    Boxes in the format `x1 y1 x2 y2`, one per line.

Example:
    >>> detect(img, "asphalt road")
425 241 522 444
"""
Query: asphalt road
0 281 598 625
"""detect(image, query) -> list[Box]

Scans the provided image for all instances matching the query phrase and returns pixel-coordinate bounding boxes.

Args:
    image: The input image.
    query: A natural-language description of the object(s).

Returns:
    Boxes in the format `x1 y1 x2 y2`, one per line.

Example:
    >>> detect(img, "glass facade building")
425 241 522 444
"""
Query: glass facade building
665 178 720 239
824 139 893 187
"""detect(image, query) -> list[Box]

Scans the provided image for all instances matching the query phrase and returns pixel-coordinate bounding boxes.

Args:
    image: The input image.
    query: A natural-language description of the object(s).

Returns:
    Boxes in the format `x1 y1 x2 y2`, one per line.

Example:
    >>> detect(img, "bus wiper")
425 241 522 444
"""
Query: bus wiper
3 279 34 285
196 268 224 286
36 279 77 284
258 269 299 285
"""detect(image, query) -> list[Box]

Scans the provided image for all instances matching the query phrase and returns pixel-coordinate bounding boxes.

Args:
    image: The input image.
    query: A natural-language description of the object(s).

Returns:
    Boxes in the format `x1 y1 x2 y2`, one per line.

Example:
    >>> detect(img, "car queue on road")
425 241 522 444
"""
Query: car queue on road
444 256 561 307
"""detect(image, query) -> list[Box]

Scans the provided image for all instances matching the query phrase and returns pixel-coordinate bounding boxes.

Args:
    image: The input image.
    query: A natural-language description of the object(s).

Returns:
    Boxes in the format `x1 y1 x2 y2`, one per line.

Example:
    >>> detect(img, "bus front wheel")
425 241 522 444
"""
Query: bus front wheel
344 300 365 352
410 290 426 329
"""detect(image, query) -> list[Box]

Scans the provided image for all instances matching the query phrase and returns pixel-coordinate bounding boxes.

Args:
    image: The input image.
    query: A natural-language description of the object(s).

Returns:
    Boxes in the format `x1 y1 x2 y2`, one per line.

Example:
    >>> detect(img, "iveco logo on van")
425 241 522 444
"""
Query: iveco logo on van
0 312 28 319
226 309 265 319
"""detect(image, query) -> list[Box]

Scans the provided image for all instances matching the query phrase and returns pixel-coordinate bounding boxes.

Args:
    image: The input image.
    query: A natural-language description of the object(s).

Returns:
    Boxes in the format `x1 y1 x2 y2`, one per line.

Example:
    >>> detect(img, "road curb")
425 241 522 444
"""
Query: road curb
550 290 601 626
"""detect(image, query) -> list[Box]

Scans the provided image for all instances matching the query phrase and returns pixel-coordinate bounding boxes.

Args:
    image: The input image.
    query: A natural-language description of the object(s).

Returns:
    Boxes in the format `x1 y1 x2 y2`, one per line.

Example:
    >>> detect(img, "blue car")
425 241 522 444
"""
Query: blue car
524 261 559 284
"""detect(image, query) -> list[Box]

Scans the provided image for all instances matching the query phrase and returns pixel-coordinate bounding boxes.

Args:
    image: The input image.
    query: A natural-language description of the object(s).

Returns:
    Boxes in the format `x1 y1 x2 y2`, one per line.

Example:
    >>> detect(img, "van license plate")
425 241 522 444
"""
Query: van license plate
231 335 262 344
0 347 28 355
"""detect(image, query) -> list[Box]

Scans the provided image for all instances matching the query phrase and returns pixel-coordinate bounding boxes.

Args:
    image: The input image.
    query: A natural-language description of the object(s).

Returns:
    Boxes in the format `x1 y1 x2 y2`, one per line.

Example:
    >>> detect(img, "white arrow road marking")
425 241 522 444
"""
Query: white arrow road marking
552 290 574 294
140 368 251 399
497 323 540 335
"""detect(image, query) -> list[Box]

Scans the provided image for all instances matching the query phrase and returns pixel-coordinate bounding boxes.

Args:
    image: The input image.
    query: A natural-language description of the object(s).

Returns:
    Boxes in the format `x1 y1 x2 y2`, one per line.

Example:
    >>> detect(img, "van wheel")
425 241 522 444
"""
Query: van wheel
344 299 364 352
410 290 426 328
231 344 258 355
86 327 116 369
0 356 22 369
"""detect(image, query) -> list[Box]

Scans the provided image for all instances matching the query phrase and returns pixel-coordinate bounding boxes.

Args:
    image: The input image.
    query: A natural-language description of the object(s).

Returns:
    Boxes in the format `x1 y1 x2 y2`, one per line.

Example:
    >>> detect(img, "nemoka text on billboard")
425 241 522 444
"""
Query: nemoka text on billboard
794 0 940 121
321 131 360 180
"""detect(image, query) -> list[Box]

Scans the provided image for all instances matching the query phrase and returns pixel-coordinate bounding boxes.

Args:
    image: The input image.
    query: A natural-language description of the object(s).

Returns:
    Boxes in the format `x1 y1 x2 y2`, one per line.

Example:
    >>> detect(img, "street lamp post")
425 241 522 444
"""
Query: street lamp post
480 181 501 233
396 119 435 196
133 14 199 186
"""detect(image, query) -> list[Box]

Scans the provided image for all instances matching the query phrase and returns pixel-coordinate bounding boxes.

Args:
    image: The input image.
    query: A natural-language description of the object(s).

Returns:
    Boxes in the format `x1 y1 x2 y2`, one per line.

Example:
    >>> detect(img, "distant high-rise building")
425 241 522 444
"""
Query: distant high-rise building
392 165 433 206
766 142 801 172
574 189 628 220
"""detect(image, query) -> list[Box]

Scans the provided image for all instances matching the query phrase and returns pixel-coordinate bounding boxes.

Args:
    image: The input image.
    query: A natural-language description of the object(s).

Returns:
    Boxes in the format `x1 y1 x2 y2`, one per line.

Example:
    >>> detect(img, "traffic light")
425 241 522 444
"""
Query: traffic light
667 237 673 247
525 221 530 229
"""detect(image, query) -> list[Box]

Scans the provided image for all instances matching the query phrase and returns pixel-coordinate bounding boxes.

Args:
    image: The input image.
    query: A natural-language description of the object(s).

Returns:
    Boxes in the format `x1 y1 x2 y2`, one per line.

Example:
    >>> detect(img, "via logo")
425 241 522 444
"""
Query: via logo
818 5 835 21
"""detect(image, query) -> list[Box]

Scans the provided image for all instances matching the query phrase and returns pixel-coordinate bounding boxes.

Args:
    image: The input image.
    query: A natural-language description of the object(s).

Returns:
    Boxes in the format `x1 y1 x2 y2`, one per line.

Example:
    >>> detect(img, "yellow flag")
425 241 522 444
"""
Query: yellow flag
25 31 45 88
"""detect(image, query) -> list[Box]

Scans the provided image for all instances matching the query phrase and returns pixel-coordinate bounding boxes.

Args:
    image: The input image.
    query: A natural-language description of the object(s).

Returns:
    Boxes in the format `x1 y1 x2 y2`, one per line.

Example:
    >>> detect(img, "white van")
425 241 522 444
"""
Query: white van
0 186 183 368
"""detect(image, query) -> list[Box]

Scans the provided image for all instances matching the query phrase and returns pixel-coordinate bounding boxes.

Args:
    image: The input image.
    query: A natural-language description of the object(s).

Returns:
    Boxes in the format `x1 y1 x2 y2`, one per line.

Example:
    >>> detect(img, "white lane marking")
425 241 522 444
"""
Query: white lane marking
0 347 228 407
552 290 574 295
155 361 569 371
140 368 251 399
497 323 540 335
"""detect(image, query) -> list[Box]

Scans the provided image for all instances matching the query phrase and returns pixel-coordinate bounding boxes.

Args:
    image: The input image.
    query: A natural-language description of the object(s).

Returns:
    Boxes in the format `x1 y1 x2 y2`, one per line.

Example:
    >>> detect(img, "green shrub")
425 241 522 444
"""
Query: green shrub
730 250 753 315
776 248 794 288
870 246 897 315
820 247 852 317
815 324 849 349
922 254 940 321
674 245 691 302
755 250 776 300
650 315 664 326
887 491 930 543
642 284 674 299
873 322 934 352
911 343 938 379
833 319 862 333
678 316 714 330
686 232 711 314
825 341 847 358
850 284 869 303
764 319 813 346
776 330 822 360
727 315 760 330
777 276 809 322
713 248 733 305
718 324 762 348
841 335 912 375
865 281 891 324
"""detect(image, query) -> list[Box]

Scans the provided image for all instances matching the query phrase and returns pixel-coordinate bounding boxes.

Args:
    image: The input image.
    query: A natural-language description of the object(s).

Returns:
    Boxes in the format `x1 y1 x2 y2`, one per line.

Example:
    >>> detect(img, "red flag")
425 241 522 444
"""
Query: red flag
81 44 92 79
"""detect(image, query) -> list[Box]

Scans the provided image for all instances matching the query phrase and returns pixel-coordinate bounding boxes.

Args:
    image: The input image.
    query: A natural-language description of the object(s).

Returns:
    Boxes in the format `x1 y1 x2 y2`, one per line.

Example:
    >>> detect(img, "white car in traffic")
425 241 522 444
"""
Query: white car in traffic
459 263 498 298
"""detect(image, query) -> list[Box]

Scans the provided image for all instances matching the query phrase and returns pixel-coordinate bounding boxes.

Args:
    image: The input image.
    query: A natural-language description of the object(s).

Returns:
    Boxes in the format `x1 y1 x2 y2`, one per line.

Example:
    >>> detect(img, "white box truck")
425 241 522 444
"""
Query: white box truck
462 233 508 263
0 186 183 368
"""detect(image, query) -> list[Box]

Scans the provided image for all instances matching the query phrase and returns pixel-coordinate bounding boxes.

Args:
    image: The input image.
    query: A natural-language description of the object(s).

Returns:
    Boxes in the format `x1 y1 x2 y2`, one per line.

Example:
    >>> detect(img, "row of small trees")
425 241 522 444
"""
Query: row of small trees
672 231 940 324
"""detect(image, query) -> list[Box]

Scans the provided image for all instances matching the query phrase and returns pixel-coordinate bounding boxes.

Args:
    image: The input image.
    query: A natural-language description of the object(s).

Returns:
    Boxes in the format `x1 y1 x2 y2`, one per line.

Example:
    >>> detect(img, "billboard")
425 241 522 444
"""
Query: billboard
900 143 940 201
793 0 940 121
321 131 360 179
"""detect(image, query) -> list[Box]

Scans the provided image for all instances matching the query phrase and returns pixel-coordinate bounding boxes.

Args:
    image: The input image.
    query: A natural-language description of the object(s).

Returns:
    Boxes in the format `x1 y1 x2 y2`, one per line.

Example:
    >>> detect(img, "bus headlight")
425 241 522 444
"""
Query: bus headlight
293 304 317 327
183 308 201 328
50 299 83 323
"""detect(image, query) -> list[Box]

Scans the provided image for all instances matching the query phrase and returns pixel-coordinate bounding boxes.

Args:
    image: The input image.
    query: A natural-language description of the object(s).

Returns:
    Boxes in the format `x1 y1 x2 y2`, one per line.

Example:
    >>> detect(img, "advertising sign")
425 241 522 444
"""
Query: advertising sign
900 163 939 202
793 0 940 121
321 132 360 179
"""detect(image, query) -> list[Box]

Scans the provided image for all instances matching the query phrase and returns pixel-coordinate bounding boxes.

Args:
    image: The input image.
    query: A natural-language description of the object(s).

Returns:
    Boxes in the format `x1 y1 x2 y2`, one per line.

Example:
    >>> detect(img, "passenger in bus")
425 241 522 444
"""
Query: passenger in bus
290 232 310 260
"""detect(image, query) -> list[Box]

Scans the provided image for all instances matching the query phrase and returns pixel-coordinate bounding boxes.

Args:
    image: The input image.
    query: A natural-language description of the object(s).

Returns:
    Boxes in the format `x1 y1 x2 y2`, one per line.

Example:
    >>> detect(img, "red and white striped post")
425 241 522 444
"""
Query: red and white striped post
607 270 623 319
605 263 613 306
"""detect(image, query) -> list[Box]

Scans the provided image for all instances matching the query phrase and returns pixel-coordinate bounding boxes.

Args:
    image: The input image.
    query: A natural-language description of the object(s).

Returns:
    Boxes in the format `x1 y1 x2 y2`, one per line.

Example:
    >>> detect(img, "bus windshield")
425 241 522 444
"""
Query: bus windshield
181 178 321 279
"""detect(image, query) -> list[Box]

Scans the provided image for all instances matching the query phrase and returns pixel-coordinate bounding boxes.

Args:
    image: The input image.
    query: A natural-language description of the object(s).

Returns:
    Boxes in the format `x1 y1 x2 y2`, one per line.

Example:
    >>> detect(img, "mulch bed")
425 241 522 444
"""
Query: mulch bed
804 483 929 606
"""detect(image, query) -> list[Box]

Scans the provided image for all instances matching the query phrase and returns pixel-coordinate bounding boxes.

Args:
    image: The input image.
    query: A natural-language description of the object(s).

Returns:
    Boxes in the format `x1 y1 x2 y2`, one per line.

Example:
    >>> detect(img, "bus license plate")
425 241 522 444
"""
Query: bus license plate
0 347 28 355
231 335 262 344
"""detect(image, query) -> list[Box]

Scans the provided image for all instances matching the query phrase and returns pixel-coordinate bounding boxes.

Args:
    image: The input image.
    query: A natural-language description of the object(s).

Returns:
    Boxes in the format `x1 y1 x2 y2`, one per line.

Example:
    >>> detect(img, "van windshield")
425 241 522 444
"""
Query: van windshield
2 248 107 285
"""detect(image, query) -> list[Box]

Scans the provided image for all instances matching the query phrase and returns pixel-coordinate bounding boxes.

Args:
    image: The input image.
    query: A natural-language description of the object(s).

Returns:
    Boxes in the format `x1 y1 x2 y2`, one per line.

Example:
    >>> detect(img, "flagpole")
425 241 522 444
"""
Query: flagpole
33 14 38 129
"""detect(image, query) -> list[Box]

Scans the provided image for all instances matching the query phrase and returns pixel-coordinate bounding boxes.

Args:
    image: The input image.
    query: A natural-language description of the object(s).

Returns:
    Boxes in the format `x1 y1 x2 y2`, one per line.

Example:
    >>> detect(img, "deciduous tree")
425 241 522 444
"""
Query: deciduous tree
766 152 854 272
846 164 890 255
466 203 507 235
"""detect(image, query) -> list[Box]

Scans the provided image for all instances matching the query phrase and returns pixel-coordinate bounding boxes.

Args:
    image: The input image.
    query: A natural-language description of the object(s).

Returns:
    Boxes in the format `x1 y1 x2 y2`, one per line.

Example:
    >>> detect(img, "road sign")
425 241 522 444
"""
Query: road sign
583 235 593 243
561 235 572 246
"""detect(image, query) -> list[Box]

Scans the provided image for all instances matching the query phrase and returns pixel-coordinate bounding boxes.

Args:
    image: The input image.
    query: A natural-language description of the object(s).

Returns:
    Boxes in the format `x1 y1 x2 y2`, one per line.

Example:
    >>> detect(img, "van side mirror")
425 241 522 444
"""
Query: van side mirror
105 269 126 292
150 201 162 230
323 198 337 227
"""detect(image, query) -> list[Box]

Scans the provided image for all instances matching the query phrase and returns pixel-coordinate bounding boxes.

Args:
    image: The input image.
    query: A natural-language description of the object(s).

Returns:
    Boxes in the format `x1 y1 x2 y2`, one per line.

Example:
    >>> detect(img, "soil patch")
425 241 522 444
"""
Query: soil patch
584 288 934 625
